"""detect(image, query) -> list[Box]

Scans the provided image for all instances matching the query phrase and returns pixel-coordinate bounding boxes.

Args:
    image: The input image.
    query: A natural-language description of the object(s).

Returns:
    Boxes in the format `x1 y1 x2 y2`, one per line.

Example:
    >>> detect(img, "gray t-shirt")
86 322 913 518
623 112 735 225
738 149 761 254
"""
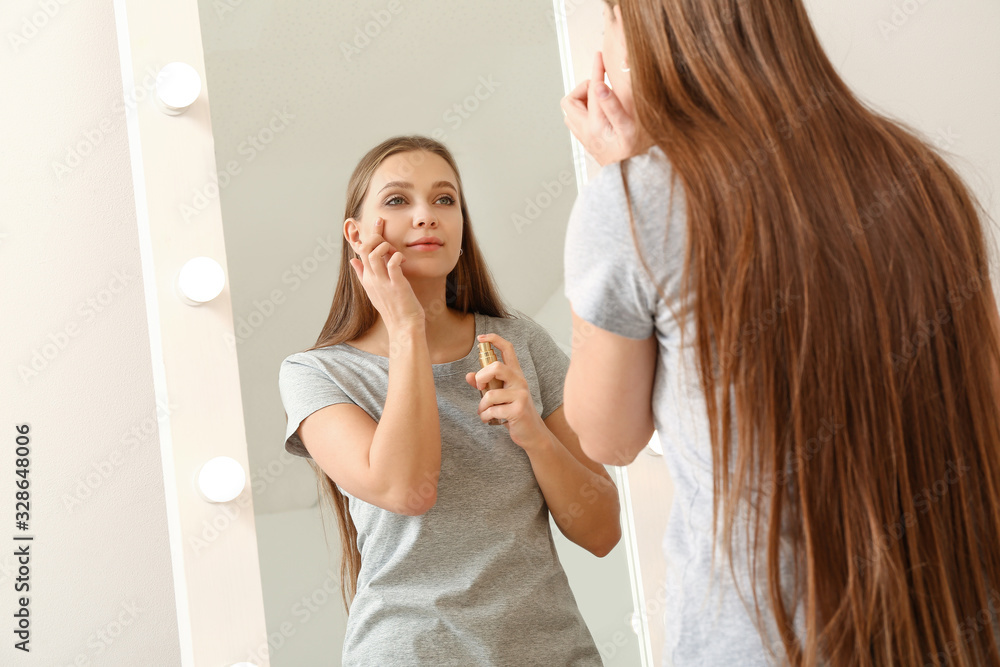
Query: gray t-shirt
278 311 604 667
564 145 803 665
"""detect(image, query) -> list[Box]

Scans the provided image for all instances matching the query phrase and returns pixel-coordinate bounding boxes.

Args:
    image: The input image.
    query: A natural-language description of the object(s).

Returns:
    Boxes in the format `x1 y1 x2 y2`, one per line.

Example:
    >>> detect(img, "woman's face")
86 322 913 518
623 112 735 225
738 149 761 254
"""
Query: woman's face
602 2 635 117
346 150 464 277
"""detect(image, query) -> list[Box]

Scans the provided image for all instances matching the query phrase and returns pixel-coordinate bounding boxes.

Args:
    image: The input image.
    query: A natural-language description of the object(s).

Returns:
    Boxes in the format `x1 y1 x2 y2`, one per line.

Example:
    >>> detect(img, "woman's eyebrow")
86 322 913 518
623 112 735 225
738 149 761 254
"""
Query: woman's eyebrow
377 180 457 195
377 180 412 194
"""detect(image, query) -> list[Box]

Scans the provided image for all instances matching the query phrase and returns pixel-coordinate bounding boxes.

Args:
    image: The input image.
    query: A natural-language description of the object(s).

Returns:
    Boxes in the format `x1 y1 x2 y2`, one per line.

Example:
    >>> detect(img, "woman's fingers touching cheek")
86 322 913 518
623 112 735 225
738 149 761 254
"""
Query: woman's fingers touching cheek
592 50 605 81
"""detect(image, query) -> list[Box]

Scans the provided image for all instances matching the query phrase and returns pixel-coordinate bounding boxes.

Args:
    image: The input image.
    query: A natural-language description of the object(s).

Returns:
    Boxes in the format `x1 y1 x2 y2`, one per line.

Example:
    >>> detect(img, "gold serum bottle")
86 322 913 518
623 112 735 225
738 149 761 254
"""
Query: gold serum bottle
477 342 507 426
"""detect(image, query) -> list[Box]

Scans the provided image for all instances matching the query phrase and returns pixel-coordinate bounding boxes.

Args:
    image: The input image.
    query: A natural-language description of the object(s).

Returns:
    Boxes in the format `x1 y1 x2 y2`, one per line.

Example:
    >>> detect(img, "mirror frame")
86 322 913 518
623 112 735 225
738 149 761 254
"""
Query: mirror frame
113 0 654 663
113 0 269 663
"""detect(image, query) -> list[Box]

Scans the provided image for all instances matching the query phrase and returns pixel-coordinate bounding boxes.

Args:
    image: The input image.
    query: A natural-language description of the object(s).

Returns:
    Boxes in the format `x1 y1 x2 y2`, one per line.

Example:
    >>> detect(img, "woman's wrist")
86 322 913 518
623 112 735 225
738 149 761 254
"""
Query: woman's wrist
385 320 427 358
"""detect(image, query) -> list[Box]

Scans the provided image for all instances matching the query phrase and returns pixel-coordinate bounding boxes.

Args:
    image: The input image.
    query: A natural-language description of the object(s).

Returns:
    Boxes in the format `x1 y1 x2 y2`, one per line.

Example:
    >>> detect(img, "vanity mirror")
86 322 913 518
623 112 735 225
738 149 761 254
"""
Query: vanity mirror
193 0 648 664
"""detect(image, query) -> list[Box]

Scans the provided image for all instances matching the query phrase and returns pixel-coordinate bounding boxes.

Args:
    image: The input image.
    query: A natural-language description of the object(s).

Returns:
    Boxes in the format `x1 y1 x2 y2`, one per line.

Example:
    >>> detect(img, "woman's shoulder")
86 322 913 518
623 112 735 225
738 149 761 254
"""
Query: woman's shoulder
477 310 544 344
587 144 673 198
280 349 312 367
624 142 671 174
574 144 678 229
281 346 336 363
570 143 682 247
279 345 347 375
481 308 539 332
483 310 568 358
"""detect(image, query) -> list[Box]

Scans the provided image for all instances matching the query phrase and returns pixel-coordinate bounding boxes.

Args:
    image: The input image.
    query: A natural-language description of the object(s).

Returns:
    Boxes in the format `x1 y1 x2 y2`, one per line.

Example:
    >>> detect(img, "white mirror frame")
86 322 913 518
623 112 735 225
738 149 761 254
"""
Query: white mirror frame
552 2 655 664
113 0 268 664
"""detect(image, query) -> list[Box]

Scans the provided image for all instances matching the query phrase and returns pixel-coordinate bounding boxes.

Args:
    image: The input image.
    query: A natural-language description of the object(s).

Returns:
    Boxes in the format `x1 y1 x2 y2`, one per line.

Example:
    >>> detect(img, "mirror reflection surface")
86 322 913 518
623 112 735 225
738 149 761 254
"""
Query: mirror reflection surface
196 1 643 664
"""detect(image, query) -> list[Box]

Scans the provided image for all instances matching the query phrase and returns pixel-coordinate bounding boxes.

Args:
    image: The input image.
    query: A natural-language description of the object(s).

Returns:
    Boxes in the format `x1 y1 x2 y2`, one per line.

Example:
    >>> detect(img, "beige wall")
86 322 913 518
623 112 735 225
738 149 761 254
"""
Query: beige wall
0 0 181 664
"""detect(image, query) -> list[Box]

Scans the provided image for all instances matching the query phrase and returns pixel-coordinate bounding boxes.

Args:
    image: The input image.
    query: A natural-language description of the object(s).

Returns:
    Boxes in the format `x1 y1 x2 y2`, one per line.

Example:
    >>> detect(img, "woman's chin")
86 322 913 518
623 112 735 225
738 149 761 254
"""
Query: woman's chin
398 263 457 279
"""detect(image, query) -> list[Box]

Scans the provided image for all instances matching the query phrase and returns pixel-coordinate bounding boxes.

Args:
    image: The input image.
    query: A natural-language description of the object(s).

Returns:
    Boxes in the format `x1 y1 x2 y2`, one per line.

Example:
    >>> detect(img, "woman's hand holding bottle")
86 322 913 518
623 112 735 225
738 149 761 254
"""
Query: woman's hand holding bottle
464 333 550 452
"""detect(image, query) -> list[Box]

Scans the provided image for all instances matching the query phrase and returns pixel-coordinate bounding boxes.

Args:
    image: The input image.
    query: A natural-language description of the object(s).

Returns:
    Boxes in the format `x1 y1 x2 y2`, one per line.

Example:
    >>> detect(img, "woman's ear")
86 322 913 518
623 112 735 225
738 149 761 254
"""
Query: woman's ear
344 217 361 248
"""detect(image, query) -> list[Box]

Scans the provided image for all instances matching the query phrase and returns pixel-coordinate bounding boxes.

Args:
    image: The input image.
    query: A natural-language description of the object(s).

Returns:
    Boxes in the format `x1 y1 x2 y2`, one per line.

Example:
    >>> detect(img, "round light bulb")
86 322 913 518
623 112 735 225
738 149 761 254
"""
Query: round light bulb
176 256 225 305
155 62 202 115
196 456 246 503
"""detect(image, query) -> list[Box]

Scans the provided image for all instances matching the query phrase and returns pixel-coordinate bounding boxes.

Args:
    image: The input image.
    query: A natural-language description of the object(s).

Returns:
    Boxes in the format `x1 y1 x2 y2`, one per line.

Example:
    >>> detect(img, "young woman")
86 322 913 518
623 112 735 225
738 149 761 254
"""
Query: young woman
278 135 618 666
560 1 1000 666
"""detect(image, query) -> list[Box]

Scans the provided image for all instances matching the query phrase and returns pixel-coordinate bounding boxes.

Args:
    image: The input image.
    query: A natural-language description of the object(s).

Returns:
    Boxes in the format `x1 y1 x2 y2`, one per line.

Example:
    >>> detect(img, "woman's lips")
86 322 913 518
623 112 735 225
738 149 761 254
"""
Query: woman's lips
408 243 442 251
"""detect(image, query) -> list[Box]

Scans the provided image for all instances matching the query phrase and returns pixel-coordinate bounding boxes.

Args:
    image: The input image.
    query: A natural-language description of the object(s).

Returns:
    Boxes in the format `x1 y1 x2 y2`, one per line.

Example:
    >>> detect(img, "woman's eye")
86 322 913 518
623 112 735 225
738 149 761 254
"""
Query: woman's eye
385 194 453 206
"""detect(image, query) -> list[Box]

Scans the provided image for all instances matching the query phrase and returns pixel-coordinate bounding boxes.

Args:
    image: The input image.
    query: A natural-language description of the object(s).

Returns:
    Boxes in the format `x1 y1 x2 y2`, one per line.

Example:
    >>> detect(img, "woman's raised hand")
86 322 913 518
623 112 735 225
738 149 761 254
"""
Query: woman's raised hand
348 217 425 332
560 51 644 166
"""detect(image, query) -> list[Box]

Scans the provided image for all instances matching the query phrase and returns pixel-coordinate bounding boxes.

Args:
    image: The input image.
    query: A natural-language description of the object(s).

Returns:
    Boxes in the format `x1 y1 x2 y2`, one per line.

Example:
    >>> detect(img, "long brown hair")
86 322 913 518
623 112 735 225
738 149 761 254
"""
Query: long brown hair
607 0 1000 664
300 135 514 612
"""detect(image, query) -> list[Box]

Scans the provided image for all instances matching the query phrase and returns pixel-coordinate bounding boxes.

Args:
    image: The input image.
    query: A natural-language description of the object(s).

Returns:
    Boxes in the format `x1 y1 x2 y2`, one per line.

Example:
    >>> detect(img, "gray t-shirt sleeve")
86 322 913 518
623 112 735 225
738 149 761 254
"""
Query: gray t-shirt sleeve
278 352 356 459
520 317 571 420
564 151 676 340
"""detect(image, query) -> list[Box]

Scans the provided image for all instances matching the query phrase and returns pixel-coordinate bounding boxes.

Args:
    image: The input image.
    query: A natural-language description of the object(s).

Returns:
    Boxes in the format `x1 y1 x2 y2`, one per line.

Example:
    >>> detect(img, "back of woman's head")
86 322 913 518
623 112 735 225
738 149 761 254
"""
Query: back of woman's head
605 1 1000 665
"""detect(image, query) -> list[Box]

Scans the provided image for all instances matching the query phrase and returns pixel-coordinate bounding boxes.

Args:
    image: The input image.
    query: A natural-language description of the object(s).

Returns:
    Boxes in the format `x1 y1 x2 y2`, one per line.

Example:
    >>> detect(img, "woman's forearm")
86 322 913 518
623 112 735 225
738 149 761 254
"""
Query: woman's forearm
523 429 622 557
369 322 442 514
